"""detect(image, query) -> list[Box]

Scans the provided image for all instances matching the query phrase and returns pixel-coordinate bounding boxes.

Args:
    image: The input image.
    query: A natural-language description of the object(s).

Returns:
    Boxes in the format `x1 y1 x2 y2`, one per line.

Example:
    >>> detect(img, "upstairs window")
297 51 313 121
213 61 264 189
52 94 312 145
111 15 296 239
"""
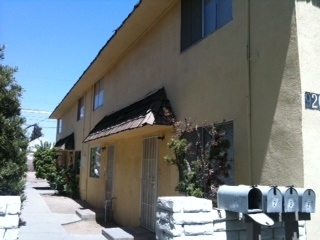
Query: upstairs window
181 0 233 51
77 96 85 120
57 118 62 134
93 79 104 110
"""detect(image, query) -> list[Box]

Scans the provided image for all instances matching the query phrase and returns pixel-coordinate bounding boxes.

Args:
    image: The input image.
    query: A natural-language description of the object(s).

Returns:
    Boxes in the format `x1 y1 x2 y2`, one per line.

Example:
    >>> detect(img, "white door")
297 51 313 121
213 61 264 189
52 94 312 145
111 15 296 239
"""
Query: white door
140 137 158 232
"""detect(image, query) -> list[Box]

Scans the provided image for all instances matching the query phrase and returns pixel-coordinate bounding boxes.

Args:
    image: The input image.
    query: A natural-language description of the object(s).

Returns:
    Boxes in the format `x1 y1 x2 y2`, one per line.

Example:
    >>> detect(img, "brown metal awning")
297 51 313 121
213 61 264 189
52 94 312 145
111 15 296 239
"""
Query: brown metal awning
55 133 75 150
83 87 174 143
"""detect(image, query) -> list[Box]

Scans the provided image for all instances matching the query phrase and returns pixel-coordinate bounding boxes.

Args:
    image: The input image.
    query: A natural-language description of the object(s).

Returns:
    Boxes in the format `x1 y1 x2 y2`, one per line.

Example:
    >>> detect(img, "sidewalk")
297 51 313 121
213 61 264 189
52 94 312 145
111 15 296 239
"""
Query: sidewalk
19 172 106 240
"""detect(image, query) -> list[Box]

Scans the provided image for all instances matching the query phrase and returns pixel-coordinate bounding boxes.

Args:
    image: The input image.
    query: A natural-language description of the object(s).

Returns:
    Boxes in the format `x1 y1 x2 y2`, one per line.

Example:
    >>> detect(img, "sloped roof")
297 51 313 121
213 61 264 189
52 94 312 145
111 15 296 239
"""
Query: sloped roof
83 87 174 143
55 133 74 150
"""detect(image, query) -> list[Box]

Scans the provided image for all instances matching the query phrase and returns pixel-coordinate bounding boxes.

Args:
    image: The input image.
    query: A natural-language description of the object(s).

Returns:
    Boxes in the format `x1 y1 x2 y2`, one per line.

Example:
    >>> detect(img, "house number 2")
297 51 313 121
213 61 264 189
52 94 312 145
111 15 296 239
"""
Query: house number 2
305 92 320 110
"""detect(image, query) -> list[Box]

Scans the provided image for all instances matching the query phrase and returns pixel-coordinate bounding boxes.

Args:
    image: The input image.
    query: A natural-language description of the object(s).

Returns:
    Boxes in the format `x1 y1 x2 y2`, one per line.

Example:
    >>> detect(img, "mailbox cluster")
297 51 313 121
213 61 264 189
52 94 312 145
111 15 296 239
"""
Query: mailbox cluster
217 185 316 215
217 185 316 239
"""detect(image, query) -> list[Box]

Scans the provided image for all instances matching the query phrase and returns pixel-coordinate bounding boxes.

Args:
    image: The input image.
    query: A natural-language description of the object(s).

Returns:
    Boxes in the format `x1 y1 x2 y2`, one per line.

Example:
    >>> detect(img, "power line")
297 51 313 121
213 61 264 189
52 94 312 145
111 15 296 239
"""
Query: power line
21 109 52 114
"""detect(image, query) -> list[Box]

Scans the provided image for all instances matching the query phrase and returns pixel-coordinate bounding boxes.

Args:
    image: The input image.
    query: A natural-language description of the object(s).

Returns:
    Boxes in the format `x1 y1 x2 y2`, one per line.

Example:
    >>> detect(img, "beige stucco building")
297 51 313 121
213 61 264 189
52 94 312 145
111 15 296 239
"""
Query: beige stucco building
50 0 320 237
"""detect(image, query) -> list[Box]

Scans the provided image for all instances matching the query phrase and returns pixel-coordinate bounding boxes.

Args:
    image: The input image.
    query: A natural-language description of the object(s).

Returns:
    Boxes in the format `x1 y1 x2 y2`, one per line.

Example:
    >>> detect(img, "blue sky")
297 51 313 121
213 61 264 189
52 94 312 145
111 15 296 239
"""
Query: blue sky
1 0 138 143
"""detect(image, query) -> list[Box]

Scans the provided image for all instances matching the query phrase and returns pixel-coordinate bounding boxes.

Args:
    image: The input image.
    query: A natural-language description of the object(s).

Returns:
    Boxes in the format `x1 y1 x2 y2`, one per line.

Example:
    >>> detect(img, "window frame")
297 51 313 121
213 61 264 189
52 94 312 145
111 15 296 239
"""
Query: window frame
74 151 81 175
57 118 62 134
181 0 233 51
90 147 101 178
77 96 85 121
93 79 104 110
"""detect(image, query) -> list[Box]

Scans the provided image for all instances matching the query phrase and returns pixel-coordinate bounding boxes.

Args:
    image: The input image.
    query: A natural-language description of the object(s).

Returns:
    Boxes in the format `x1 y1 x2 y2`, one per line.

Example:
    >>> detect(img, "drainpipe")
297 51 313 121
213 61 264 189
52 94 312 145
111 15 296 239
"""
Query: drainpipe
247 0 253 184
80 91 87 201
87 89 94 202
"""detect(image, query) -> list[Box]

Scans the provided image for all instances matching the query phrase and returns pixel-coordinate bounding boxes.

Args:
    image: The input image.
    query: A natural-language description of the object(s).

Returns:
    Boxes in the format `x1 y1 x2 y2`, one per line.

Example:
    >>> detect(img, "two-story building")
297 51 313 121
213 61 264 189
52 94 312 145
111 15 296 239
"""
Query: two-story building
50 0 320 237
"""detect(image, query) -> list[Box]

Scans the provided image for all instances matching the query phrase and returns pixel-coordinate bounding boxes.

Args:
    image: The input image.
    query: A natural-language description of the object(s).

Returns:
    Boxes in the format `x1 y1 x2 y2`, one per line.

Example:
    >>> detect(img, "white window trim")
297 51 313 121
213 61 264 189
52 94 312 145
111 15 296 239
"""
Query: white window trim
93 79 104 110
57 118 62 134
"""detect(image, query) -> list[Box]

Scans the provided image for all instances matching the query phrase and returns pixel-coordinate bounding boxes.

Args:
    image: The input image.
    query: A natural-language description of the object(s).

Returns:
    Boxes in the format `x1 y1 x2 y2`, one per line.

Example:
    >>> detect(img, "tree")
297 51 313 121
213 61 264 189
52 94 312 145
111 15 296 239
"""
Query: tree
0 46 28 200
29 124 43 142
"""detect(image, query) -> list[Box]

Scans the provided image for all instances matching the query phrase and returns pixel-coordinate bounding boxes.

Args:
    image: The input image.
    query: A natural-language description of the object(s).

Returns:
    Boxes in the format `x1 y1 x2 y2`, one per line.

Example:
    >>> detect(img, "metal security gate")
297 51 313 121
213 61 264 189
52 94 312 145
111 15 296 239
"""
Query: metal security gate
140 137 158 232
105 145 115 221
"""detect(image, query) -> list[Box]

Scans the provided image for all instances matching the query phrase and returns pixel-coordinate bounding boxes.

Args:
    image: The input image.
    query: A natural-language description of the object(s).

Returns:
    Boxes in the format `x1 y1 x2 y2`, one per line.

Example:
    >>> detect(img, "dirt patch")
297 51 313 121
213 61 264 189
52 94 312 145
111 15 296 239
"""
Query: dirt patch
41 194 107 235
42 195 83 214
62 220 104 235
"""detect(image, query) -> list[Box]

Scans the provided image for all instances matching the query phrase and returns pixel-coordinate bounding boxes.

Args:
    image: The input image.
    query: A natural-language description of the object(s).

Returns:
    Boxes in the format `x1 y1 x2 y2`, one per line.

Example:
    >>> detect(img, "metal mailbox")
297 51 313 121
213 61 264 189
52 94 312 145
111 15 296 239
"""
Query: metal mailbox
296 188 316 213
217 185 315 239
255 186 282 213
279 187 299 212
217 185 263 213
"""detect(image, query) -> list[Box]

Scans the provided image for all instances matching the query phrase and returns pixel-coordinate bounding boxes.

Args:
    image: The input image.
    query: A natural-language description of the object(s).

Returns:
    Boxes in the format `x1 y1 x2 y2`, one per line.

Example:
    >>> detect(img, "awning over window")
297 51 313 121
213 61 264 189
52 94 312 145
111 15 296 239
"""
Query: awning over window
84 87 174 143
55 133 74 150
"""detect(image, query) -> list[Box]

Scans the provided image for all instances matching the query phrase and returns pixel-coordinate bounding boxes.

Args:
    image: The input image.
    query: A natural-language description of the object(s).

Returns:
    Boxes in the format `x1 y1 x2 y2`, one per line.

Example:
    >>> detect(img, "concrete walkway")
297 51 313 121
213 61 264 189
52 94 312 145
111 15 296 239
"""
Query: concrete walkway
19 172 106 240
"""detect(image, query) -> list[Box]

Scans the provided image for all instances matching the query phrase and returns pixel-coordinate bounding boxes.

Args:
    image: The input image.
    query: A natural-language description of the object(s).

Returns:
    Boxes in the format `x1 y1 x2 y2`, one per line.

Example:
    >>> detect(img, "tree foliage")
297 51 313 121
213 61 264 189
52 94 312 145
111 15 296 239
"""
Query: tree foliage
33 142 79 198
0 46 28 200
164 109 231 202
29 124 43 142
33 141 56 181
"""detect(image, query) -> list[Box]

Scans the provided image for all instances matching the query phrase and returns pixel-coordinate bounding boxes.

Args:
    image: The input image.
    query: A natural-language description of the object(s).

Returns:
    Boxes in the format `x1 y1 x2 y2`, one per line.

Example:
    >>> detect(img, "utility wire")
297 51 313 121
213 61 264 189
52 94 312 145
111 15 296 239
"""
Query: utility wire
22 109 52 114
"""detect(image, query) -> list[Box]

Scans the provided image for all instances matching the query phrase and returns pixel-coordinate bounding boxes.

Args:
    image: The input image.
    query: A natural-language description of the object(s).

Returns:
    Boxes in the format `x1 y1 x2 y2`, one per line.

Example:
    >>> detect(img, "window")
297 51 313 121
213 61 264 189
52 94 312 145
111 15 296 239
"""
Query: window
181 0 233 51
77 97 85 120
185 122 234 185
90 147 101 178
57 118 62 133
93 79 104 110
74 151 81 175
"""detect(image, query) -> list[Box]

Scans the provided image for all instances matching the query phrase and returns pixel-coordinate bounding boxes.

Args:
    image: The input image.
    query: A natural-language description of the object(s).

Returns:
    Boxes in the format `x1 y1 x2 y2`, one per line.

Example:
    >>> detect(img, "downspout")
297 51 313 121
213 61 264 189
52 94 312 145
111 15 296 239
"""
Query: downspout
246 0 253 184
80 91 89 201
84 89 92 201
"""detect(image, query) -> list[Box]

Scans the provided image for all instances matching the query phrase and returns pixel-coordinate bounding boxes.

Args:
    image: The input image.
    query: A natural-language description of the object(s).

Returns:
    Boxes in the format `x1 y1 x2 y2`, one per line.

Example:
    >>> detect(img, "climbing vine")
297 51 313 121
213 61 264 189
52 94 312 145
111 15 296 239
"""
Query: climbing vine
164 109 231 201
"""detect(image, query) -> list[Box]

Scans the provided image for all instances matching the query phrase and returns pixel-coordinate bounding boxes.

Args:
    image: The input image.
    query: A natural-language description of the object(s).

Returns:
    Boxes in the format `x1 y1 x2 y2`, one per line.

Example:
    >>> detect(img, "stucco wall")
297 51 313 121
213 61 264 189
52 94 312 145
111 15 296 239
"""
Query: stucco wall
296 2 320 239
84 129 178 227
56 100 77 140
74 0 250 215
249 0 304 186
53 0 319 232
88 0 250 186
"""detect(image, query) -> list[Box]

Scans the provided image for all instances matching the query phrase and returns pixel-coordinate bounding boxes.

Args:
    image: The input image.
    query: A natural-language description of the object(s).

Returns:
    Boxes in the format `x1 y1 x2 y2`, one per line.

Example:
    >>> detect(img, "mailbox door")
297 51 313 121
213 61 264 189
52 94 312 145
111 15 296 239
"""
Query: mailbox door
300 189 316 213
266 188 282 213
282 188 299 212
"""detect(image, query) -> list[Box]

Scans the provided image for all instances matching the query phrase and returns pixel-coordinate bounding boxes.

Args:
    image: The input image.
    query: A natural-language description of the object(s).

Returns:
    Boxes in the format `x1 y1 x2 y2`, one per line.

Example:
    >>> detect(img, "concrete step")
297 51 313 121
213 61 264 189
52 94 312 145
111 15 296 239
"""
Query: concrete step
101 227 155 240
102 227 133 240
76 208 96 221
122 227 155 240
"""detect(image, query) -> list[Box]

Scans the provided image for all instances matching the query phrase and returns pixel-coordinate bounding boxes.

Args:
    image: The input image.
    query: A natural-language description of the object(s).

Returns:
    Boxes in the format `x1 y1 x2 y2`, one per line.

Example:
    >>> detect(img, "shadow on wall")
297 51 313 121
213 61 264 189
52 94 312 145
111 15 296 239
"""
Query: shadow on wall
297 0 320 8
249 1 303 185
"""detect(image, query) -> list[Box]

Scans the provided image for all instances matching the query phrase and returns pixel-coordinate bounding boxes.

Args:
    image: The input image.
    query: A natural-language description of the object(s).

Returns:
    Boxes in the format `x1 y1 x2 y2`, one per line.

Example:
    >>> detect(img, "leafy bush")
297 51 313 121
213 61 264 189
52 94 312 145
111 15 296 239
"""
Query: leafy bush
64 168 79 198
33 142 79 198
33 141 56 181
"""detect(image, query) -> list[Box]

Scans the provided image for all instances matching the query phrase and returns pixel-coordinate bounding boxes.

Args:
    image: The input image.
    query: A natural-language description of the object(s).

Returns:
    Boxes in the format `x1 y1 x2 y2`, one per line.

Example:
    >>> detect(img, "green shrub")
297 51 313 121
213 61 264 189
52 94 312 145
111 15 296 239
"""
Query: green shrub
33 141 56 181
33 143 79 198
